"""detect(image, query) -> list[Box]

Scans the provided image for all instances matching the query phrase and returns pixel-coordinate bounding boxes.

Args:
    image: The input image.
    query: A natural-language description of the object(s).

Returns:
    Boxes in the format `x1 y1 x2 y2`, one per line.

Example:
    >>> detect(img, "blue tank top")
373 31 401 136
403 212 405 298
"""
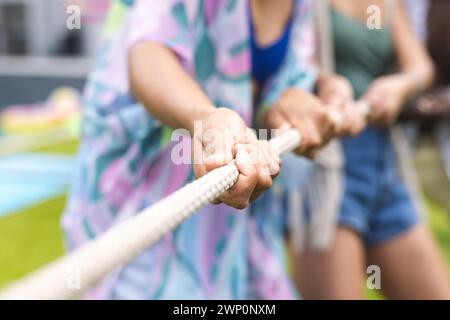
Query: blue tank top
250 12 293 85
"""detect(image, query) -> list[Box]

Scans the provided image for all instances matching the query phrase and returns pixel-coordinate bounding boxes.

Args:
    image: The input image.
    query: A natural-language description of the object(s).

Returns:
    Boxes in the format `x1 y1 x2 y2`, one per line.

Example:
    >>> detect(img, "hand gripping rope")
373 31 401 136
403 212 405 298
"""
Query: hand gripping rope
0 129 302 300
0 101 370 300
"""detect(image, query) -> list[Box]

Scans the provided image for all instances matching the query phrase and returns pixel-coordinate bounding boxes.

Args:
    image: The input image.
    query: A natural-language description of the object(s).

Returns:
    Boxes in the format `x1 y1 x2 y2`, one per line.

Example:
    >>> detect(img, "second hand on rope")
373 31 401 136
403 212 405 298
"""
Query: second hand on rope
0 129 302 300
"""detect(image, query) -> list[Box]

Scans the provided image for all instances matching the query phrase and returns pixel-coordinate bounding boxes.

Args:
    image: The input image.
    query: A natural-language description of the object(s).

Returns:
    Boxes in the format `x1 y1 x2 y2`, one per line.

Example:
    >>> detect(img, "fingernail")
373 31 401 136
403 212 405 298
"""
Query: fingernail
236 148 252 165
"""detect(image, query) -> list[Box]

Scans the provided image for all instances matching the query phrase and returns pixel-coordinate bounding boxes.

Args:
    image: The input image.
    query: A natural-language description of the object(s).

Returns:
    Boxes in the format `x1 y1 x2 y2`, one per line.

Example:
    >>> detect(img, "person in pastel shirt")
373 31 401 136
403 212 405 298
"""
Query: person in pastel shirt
62 0 361 299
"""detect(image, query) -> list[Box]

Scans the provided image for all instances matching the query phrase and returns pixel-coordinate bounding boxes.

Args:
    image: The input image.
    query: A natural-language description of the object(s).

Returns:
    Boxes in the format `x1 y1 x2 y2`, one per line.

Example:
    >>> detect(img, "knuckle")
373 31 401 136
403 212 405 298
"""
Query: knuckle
270 163 280 177
315 107 328 121
234 179 253 196
310 134 323 147
247 166 258 182
233 199 249 209
259 175 273 189
324 111 335 125
304 126 321 144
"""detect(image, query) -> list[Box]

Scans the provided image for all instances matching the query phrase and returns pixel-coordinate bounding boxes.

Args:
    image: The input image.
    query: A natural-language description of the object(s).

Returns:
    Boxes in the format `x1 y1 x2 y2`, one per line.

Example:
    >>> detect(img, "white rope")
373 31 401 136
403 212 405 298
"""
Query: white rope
0 129 302 300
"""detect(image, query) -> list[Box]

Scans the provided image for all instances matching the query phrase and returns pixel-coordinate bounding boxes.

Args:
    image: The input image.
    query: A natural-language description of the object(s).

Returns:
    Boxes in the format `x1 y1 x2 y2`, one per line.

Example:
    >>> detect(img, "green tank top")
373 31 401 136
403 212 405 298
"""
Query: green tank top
330 7 395 99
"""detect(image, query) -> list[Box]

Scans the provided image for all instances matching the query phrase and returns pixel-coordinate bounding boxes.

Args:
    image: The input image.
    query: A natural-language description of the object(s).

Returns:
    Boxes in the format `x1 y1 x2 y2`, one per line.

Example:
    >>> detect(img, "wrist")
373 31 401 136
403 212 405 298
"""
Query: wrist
400 72 424 98
183 105 217 135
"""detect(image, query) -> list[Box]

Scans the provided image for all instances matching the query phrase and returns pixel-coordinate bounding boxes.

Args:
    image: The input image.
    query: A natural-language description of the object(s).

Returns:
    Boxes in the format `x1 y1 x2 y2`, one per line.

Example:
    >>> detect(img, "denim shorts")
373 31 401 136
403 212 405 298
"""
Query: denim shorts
339 126 421 246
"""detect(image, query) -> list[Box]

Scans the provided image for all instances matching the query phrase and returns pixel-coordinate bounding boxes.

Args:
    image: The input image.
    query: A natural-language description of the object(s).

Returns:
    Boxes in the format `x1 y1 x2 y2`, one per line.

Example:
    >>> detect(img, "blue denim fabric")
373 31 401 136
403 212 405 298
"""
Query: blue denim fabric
339 126 421 246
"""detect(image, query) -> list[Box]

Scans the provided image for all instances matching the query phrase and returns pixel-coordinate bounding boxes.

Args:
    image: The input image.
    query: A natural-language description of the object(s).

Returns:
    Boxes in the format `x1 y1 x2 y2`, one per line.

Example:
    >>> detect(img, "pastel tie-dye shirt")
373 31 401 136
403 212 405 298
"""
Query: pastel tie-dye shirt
63 0 316 299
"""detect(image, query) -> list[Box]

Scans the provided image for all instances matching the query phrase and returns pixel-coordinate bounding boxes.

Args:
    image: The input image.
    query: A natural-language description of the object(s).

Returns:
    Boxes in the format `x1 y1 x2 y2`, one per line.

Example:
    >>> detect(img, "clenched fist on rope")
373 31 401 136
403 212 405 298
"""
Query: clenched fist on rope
192 107 280 209
262 74 366 160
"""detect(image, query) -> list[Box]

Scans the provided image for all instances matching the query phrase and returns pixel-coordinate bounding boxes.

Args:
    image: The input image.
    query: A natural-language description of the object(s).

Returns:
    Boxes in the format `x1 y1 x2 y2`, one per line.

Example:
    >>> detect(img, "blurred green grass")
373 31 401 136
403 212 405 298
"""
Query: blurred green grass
0 197 66 287
428 201 450 266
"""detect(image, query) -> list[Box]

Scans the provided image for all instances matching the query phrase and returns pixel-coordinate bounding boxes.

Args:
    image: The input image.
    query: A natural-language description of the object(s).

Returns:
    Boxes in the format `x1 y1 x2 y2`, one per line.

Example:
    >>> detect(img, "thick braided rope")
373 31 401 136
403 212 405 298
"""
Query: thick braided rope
0 129 302 300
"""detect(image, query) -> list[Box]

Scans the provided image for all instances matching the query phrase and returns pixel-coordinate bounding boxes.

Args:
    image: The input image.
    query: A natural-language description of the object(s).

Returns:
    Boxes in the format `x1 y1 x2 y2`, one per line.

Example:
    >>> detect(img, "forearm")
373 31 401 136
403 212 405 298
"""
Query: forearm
129 41 215 134
396 64 434 98
393 1 435 96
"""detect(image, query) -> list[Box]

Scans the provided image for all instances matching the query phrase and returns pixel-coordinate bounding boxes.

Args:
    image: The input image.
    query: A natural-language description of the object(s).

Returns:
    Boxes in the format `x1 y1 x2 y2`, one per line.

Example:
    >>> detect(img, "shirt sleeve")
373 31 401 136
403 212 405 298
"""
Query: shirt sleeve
124 0 197 67
90 0 200 96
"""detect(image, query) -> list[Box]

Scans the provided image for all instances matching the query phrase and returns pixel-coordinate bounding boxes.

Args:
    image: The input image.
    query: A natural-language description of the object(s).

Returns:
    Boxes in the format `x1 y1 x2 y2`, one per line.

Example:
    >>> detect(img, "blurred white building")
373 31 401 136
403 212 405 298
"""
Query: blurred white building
0 0 108 56
0 0 110 106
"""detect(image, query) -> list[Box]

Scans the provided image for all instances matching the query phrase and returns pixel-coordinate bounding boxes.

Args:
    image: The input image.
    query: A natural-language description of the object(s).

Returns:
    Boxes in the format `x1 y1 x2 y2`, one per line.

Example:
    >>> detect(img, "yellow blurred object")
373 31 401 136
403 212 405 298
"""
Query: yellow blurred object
0 87 81 134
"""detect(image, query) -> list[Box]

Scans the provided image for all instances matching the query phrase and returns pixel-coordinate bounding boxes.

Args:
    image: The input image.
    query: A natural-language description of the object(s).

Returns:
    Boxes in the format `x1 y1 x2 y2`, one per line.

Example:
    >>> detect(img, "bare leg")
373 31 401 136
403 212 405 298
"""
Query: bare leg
367 224 450 300
292 226 366 299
